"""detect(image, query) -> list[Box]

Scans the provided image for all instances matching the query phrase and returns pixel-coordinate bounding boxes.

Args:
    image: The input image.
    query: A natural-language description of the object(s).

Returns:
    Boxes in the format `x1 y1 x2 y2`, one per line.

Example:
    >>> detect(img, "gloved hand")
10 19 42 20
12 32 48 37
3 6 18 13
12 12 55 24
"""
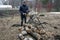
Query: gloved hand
26 10 30 13
23 13 26 15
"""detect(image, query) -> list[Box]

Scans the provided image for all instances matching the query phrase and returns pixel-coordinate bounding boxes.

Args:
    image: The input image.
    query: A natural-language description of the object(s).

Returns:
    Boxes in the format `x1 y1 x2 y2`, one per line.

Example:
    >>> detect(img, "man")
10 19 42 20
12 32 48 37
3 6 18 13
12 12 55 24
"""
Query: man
19 1 29 26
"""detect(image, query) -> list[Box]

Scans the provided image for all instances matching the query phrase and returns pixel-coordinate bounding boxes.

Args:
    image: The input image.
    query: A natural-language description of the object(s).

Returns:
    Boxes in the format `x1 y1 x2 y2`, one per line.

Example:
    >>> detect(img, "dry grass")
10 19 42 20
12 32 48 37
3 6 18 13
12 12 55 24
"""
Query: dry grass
0 13 60 40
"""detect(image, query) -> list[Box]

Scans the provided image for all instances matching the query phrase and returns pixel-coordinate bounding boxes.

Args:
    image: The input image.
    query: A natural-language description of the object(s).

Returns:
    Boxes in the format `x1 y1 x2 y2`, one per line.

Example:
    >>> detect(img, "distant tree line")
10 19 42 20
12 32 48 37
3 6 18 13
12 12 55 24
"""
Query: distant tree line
3 0 60 11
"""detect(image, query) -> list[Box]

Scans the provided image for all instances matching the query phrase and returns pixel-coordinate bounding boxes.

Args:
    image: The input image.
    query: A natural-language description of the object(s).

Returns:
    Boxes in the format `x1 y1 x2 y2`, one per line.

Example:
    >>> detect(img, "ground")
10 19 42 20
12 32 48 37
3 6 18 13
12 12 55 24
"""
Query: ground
0 12 60 40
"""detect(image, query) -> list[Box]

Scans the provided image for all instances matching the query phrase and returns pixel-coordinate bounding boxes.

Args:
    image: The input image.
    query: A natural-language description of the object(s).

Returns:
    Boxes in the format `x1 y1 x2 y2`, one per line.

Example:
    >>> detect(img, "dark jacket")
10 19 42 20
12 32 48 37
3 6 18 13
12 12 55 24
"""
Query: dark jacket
19 5 29 14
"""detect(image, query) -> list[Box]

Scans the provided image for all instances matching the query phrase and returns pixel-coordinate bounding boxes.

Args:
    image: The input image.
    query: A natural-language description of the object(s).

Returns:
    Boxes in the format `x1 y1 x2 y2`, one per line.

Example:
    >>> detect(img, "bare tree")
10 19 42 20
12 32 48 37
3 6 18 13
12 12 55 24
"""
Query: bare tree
8 0 22 8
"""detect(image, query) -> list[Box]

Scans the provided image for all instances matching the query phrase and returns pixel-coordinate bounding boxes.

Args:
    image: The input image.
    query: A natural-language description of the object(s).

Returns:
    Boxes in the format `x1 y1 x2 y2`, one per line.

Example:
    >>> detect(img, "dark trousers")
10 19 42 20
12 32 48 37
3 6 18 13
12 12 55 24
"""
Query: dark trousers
21 14 26 26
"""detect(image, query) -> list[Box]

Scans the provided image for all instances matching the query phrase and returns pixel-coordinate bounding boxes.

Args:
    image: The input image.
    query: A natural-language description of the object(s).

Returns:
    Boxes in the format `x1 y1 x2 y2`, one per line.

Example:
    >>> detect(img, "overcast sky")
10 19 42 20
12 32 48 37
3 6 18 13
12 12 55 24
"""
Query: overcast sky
0 0 3 5
0 0 7 5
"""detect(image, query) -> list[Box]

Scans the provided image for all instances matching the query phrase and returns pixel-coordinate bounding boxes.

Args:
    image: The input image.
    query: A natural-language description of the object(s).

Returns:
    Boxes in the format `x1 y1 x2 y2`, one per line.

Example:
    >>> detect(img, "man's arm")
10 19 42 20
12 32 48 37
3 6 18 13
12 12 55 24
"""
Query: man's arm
19 6 23 14
26 6 30 14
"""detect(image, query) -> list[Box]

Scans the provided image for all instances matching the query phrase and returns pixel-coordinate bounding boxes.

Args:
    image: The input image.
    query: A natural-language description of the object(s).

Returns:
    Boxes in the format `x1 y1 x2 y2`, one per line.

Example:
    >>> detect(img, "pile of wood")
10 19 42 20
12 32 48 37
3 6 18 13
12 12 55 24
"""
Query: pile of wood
17 14 59 40
18 24 55 40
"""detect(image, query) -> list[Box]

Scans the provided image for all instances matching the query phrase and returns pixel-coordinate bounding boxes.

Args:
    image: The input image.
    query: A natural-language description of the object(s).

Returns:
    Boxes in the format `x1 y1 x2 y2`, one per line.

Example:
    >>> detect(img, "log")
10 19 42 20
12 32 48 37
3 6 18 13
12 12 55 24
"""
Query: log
27 31 41 40
18 34 24 40
27 32 38 40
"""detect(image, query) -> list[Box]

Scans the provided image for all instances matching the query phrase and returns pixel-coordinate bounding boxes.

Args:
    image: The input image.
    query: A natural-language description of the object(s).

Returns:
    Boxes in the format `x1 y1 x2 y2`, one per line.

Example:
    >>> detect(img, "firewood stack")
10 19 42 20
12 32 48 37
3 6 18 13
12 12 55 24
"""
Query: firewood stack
18 24 55 40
